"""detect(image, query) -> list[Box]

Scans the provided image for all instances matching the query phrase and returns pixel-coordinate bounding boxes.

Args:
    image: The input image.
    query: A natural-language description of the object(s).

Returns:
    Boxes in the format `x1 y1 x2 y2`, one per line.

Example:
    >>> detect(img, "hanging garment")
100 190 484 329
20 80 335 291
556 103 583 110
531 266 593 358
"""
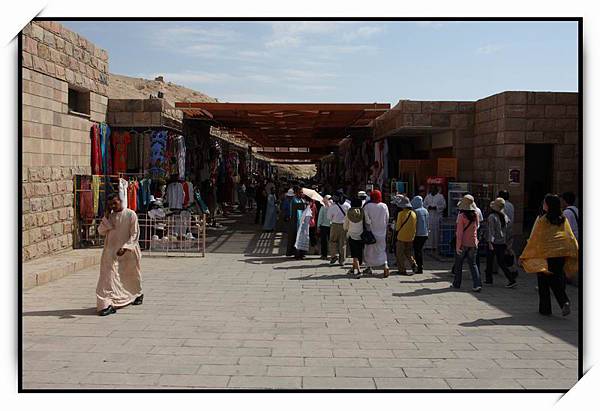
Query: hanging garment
126 132 141 172
142 132 152 172
139 178 151 211
79 176 94 222
127 180 139 212
112 131 131 174
118 178 129 208
182 181 194 207
182 182 190 206
92 175 100 216
177 135 186 178
90 124 102 175
99 124 113 175
166 182 184 209
96 208 143 311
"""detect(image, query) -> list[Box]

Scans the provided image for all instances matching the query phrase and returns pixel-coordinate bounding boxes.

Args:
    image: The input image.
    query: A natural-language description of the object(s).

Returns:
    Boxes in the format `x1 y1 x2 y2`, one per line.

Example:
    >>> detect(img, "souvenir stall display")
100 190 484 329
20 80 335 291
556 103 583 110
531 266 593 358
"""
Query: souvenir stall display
74 123 207 256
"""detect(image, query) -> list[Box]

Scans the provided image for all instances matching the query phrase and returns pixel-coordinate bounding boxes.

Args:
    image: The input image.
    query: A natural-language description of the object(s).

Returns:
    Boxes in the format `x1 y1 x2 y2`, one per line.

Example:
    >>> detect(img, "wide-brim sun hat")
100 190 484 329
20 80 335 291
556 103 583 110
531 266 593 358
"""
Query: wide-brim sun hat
397 195 413 209
457 194 477 211
490 197 506 212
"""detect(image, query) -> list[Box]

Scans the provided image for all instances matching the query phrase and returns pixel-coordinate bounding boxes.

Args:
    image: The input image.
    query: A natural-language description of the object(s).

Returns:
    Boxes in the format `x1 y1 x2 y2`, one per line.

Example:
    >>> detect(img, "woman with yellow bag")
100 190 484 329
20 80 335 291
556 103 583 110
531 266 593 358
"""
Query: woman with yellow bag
519 194 579 316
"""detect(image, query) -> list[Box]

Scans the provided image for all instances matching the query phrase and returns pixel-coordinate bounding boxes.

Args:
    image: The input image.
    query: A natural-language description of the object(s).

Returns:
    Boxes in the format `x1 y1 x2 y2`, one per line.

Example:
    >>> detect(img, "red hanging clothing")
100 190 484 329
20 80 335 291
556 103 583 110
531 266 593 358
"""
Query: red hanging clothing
90 125 102 175
79 176 94 222
127 180 139 211
112 131 131 174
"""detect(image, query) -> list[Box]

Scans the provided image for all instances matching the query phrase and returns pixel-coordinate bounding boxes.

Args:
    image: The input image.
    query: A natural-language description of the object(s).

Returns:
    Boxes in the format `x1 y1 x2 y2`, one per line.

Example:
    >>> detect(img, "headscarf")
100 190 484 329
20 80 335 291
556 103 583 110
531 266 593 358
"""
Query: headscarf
411 195 424 209
370 189 382 204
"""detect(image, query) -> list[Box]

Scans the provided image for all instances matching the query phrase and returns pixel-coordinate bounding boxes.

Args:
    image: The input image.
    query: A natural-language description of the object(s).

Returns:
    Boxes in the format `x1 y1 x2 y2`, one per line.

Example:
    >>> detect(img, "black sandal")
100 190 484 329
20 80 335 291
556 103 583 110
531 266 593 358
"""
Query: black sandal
132 294 144 305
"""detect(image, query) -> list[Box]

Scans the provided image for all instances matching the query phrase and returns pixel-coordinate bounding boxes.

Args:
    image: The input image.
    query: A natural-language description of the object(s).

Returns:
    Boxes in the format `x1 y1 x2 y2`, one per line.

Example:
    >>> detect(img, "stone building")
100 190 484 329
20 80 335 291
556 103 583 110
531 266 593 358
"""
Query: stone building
373 91 579 237
21 21 109 262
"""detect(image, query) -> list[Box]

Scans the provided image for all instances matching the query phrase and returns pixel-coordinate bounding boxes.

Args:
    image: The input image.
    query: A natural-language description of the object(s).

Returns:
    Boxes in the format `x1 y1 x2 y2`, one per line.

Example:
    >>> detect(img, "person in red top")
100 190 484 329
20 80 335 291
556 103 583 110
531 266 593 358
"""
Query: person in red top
452 194 482 291
309 199 318 253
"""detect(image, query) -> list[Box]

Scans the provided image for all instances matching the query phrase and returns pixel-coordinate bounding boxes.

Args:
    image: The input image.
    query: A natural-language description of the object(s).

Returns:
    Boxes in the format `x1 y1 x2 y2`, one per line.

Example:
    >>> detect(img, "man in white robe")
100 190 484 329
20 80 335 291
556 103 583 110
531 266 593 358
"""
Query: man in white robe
423 186 446 250
96 193 143 316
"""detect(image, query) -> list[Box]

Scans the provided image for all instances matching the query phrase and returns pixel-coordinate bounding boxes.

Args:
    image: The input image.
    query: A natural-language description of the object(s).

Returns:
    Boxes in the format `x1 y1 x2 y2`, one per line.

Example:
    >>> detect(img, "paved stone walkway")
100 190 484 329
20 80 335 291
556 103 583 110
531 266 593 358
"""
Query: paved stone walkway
22 212 578 390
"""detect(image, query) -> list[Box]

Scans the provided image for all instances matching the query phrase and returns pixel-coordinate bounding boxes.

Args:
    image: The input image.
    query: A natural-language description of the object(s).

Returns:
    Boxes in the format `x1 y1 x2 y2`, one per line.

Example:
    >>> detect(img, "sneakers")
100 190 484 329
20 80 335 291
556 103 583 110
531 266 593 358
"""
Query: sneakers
363 267 373 276
329 256 338 265
505 281 517 288
472 286 482 292
562 301 571 316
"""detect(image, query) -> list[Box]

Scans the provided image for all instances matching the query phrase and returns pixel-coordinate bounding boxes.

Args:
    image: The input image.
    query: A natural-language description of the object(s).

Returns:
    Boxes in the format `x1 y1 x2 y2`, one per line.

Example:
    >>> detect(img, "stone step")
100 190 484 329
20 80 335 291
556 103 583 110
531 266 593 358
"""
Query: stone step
23 248 101 289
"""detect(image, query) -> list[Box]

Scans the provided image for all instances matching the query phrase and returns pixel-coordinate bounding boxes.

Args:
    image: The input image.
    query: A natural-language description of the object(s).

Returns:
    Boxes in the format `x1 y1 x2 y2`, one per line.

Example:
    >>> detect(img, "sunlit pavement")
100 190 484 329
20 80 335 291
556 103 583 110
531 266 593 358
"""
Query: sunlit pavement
22 212 578 390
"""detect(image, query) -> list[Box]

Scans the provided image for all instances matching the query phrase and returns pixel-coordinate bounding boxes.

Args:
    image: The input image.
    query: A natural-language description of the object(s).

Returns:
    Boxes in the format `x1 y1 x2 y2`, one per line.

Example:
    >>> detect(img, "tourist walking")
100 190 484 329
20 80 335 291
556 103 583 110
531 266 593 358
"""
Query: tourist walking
281 188 293 223
317 195 332 259
263 187 277 232
294 197 312 259
451 195 482 291
520 194 578 316
96 193 143 316
286 186 306 257
485 197 519 287
423 185 446 250
363 189 390 277
560 192 580 242
344 198 370 277
411 195 429 274
308 199 318 254
327 190 351 266
394 195 417 276
255 186 267 224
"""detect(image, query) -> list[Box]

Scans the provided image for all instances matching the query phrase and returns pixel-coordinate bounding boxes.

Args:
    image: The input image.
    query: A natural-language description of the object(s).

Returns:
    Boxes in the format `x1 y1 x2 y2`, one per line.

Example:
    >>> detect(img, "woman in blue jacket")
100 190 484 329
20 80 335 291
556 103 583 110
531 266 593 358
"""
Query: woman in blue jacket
411 195 429 274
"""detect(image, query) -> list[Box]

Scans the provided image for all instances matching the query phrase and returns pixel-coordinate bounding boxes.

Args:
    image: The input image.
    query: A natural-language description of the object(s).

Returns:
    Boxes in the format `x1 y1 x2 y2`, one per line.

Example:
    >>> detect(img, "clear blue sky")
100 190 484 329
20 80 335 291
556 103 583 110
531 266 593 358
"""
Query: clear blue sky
62 20 578 104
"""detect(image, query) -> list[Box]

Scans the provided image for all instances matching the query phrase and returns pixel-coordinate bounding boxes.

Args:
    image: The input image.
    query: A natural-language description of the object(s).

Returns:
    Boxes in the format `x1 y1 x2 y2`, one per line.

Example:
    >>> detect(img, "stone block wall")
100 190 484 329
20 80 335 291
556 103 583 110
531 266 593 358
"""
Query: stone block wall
373 99 475 179
106 98 183 130
21 21 109 261
472 91 579 235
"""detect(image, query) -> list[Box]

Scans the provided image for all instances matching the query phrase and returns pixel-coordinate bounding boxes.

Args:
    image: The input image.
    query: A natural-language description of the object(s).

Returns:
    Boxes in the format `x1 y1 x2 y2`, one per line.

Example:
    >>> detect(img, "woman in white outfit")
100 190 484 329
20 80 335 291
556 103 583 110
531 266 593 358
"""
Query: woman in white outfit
362 189 390 277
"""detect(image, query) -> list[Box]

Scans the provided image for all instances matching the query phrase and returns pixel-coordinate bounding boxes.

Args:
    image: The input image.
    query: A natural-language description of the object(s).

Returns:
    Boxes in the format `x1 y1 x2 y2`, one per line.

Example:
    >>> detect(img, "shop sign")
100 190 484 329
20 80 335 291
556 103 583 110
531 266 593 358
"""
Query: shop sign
509 168 521 185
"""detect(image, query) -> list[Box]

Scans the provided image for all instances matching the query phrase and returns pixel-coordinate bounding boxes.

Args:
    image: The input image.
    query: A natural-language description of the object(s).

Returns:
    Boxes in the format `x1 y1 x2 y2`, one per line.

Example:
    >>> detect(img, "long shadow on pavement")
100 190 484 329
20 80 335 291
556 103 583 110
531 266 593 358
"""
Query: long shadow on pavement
23 307 97 319
392 267 578 348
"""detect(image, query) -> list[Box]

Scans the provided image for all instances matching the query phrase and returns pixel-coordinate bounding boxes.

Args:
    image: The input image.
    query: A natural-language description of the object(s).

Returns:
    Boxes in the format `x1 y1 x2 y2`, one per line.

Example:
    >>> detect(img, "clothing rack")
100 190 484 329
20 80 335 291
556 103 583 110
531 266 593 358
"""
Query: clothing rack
73 174 120 249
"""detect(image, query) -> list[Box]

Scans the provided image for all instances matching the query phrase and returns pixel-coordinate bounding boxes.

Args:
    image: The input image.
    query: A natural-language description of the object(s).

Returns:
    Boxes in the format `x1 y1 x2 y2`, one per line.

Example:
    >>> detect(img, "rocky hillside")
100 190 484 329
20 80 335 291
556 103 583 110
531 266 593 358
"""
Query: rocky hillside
108 73 217 107
108 74 318 178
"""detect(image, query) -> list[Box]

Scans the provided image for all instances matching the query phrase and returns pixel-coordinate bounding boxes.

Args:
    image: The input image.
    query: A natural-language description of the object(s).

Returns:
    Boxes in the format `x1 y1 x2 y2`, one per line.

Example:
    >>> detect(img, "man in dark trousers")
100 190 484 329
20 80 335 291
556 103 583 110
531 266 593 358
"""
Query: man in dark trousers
255 185 267 225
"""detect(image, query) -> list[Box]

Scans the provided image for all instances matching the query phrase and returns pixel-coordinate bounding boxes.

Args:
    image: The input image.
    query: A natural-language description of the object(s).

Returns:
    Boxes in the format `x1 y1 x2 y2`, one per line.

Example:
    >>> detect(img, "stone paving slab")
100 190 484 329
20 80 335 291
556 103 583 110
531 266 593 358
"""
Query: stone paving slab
22 213 579 390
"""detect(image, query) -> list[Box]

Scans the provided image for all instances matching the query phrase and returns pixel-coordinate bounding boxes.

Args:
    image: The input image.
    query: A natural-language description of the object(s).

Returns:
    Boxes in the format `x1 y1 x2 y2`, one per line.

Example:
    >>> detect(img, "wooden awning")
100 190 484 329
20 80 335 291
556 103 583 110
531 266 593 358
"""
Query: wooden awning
175 102 390 160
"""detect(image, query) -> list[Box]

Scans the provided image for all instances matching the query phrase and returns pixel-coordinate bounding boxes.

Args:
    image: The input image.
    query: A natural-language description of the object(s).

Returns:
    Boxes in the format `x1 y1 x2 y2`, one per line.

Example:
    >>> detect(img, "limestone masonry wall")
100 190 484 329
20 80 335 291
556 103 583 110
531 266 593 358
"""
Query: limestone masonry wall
21 21 109 261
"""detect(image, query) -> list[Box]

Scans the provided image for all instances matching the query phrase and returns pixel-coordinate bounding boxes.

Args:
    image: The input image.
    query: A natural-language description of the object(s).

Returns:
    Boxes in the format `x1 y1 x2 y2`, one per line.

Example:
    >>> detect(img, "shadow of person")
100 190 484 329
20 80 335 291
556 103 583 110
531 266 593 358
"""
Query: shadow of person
289 273 353 281
273 263 331 270
23 307 97 319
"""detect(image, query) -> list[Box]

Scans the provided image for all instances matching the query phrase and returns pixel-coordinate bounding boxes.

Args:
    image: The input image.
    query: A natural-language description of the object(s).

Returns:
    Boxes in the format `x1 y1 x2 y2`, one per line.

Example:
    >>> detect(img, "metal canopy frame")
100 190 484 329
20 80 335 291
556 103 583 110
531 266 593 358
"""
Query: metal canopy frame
175 102 390 161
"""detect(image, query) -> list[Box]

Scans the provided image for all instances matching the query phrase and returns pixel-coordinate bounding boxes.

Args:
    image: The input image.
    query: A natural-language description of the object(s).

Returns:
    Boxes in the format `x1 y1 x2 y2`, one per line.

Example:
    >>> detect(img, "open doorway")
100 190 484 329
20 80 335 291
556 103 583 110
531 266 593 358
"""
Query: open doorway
524 144 554 232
